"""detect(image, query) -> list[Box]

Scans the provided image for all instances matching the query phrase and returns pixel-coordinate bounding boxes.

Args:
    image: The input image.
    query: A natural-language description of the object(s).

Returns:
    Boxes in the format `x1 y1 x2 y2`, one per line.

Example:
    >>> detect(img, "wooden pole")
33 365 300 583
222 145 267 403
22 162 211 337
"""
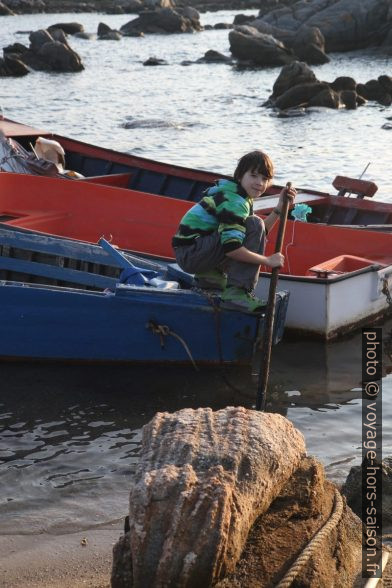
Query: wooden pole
256 183 291 411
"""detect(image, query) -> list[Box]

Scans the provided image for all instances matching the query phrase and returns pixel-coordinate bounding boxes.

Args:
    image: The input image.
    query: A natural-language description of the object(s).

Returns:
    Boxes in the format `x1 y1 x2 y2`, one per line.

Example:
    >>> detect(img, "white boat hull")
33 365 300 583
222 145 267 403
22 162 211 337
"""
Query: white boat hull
255 264 392 339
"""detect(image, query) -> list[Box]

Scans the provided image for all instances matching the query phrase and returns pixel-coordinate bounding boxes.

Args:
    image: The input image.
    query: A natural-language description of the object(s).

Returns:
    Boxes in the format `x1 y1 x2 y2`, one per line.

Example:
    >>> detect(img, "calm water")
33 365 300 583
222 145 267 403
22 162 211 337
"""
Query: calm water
0 10 391 536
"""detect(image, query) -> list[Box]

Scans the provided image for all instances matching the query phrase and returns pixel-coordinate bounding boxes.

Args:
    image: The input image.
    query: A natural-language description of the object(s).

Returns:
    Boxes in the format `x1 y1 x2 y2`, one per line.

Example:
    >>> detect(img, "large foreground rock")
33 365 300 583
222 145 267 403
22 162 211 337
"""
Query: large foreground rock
111 407 365 587
112 407 306 587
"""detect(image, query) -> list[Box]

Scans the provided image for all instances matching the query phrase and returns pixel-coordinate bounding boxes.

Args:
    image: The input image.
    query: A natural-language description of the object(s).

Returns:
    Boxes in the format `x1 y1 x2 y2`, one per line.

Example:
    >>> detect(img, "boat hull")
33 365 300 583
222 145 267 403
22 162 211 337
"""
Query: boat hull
0 281 263 365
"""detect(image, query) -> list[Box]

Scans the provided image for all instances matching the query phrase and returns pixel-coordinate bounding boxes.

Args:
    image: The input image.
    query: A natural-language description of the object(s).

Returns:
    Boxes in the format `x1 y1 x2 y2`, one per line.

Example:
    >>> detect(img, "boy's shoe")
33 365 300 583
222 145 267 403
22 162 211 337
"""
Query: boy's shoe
194 269 227 290
221 286 265 312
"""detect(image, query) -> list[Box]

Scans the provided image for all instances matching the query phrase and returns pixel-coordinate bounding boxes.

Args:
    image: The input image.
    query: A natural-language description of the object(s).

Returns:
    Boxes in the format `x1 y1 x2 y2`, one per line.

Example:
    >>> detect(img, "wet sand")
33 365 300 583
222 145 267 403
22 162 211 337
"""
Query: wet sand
0 528 120 588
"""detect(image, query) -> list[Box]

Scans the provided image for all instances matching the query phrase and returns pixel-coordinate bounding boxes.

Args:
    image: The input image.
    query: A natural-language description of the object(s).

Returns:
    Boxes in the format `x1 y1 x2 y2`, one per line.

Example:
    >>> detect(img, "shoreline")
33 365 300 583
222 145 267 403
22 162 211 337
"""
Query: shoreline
0 527 121 588
0 0 260 16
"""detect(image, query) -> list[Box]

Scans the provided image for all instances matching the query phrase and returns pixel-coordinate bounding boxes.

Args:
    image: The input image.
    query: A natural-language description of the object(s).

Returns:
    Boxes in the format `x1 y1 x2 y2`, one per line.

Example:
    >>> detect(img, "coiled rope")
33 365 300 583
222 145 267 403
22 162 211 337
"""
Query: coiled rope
276 488 344 588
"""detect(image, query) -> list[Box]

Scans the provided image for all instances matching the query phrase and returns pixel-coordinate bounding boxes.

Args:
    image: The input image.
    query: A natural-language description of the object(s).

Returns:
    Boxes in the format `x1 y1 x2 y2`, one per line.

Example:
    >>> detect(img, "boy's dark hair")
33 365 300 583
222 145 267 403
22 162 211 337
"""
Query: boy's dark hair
233 150 274 182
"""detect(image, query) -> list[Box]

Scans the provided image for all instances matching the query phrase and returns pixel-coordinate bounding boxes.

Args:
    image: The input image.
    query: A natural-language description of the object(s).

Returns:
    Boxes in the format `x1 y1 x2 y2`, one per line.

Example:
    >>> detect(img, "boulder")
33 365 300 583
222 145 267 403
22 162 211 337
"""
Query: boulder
291 25 329 64
29 29 53 53
275 81 328 110
379 74 392 94
342 456 392 524
0 1 15 15
271 60 317 99
308 87 340 108
214 22 232 30
0 54 30 76
143 56 168 65
113 407 306 587
340 90 358 109
97 22 122 40
229 26 295 66
120 0 143 13
36 40 84 72
112 407 363 588
3 42 29 55
197 49 232 63
330 75 356 92
260 0 392 52
357 79 392 105
120 7 201 35
48 22 84 35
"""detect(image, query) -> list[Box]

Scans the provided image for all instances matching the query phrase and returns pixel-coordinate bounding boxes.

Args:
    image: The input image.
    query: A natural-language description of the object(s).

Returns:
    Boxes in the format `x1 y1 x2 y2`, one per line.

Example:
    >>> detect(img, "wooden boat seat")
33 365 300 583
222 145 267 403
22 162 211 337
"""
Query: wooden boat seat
332 176 378 199
81 172 132 188
306 254 383 278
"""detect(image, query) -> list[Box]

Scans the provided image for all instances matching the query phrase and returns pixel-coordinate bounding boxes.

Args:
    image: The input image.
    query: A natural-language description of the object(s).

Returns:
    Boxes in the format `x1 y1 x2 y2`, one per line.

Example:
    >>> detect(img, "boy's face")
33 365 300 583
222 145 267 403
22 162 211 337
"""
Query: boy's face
240 169 271 199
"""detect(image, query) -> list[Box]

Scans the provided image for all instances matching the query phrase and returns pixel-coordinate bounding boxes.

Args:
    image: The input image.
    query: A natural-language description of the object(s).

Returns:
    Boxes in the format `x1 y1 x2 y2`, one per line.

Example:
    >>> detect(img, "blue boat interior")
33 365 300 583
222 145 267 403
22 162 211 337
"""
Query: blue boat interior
0 225 289 346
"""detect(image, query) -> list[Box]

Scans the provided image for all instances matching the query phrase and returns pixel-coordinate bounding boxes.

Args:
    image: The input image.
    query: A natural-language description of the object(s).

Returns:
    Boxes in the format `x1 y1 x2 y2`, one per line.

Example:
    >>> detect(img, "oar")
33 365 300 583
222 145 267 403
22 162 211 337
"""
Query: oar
256 182 292 411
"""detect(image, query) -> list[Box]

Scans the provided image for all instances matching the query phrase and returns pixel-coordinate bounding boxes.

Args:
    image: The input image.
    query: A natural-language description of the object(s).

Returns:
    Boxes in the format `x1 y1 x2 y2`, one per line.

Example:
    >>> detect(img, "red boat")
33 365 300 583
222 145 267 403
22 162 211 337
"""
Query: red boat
0 172 391 339
1 118 392 231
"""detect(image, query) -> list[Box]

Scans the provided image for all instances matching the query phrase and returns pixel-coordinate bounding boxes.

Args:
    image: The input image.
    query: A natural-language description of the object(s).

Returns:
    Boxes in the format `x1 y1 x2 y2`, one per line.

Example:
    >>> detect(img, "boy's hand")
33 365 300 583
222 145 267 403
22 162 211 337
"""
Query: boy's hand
276 184 297 212
265 252 284 268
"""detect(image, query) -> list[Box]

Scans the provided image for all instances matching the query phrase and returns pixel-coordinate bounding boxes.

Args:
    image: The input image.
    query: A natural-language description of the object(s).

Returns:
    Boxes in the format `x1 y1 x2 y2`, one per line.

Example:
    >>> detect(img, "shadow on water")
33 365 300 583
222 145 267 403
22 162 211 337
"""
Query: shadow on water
1 321 391 534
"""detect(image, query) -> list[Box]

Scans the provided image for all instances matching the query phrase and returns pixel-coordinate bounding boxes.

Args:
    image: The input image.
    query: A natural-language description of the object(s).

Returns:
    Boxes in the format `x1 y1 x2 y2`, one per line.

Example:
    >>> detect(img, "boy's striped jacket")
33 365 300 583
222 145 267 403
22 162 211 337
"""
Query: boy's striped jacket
172 179 253 253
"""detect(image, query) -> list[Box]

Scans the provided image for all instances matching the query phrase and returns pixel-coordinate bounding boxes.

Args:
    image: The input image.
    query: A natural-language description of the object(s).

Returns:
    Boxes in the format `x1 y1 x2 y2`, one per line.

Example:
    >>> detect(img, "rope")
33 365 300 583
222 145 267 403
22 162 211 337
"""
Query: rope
276 489 344 588
283 218 297 275
193 287 246 394
147 321 199 371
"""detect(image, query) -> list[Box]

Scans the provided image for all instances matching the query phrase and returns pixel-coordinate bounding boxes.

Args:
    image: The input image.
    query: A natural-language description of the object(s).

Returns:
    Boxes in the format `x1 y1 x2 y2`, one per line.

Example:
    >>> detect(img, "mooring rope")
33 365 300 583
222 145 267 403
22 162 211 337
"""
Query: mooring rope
146 321 199 371
276 488 344 588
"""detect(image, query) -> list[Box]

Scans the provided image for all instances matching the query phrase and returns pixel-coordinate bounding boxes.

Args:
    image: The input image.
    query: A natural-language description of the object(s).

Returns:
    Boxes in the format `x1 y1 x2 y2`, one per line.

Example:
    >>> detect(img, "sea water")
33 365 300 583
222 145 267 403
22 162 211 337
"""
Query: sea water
0 9 391 535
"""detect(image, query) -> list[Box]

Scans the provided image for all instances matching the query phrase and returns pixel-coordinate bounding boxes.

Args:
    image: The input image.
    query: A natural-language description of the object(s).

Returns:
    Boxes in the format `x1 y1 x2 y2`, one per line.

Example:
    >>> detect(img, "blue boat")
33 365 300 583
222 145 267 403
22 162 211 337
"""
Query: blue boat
0 226 289 365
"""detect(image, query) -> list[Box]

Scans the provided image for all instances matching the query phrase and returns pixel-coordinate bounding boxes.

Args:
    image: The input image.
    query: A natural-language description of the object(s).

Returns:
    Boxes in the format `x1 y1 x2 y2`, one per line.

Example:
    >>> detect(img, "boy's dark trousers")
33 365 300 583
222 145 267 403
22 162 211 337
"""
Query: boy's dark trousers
173 215 265 291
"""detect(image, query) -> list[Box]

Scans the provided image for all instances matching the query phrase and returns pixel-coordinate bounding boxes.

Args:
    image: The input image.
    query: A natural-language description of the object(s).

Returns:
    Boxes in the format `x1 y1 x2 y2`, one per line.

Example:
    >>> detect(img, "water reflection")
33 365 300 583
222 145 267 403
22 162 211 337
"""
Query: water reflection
0 323 391 534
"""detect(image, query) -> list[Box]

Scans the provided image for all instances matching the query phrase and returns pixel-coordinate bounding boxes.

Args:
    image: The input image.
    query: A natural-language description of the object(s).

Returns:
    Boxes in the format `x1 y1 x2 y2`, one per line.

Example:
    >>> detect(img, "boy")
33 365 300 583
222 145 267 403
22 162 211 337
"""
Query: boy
172 151 296 312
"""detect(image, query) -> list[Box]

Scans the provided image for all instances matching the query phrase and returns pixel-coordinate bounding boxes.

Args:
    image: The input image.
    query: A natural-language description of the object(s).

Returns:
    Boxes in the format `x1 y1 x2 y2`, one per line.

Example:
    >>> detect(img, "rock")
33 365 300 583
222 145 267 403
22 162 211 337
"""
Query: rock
382 123 392 129
229 26 295 66
36 40 84 72
0 1 15 15
29 29 53 53
216 457 361 588
197 49 232 63
120 0 143 13
112 532 132 588
271 60 317 99
97 22 122 40
143 56 168 65
0 54 30 76
48 22 84 35
342 456 392 524
233 14 256 26
379 74 392 94
214 22 232 30
120 7 201 35
357 79 392 105
3 42 29 55
330 75 356 92
74 32 94 40
340 90 357 109
113 407 306 587
260 0 392 53
275 81 328 110
50 28 69 44
308 87 340 108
